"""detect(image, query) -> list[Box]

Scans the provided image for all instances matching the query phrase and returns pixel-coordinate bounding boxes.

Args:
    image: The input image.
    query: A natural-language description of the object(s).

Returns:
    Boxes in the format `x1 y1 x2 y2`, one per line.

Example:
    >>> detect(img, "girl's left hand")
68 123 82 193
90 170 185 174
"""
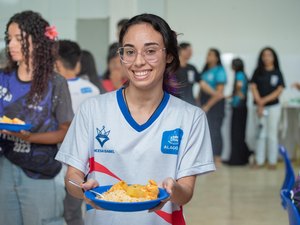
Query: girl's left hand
148 177 174 212
0 129 31 141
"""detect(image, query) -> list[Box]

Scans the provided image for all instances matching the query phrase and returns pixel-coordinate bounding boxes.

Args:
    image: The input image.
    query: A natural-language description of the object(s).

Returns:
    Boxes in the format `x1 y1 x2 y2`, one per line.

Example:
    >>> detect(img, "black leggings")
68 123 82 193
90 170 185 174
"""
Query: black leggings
228 106 250 165
206 111 224 157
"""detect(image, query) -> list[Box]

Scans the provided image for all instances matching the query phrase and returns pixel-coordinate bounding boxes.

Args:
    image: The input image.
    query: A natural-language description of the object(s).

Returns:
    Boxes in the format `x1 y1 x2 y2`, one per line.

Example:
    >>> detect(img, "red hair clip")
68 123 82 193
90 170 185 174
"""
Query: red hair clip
45 26 58 40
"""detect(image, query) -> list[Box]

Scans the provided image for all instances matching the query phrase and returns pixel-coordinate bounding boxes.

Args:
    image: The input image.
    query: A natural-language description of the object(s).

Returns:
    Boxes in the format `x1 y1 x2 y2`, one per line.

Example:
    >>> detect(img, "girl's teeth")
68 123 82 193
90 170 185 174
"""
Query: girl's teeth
135 71 149 76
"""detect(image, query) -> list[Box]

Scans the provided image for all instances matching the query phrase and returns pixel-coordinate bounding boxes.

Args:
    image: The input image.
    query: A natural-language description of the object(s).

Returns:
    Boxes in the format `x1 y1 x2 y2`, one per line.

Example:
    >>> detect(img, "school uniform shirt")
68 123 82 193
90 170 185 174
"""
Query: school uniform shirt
0 71 73 179
56 88 215 225
174 64 199 105
67 77 100 112
250 68 285 106
232 71 248 108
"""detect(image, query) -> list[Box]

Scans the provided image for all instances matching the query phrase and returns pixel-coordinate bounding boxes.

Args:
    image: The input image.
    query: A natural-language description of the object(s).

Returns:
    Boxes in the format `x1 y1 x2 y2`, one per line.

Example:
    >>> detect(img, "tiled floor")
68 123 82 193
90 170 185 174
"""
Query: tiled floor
183 163 298 225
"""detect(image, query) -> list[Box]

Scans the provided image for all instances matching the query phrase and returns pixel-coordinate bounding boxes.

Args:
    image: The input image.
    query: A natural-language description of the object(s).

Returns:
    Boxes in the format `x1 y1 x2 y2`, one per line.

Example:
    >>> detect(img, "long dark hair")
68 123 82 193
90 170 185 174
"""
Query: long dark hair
78 50 100 89
118 13 180 95
256 47 280 72
202 48 222 73
4 10 57 104
232 58 244 73
102 42 120 80
232 58 248 96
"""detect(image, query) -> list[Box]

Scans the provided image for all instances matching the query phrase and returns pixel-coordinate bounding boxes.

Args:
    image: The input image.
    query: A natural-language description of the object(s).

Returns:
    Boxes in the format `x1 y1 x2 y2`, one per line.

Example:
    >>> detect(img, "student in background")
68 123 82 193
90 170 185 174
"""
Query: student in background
292 82 300 90
101 42 126 92
199 48 226 166
116 18 129 39
250 47 285 169
56 40 100 225
174 42 199 105
0 48 8 69
56 40 100 112
0 10 73 225
227 58 250 165
77 49 102 92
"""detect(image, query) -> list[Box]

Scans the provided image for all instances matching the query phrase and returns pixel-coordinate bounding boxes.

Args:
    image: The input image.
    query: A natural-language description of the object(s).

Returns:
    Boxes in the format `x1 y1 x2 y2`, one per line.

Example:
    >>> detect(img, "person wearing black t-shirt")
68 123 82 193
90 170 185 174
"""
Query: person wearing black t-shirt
174 42 199 105
250 47 285 169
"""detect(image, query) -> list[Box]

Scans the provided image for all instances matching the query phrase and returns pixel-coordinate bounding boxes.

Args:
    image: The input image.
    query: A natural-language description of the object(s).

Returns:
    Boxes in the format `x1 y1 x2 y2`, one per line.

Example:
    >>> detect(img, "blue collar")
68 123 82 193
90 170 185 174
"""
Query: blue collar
116 88 170 132
67 77 79 81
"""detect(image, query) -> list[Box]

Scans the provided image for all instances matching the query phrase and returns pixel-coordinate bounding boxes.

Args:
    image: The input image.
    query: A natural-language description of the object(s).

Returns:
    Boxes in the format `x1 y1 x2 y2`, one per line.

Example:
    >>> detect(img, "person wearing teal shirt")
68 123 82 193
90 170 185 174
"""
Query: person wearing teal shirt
227 58 250 165
199 48 226 166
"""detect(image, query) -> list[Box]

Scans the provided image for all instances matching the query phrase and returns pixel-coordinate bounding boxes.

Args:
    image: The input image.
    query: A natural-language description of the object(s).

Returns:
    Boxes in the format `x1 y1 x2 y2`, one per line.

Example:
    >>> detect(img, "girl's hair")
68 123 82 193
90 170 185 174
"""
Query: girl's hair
256 47 280 71
78 50 100 89
202 48 222 73
232 58 244 72
4 10 57 104
118 13 180 95
102 42 120 80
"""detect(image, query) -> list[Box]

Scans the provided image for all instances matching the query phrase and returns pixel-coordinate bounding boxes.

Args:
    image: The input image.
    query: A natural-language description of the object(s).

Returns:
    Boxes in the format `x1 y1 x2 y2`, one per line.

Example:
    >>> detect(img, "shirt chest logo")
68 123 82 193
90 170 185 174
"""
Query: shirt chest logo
161 128 183 155
207 73 214 81
95 126 110 147
0 85 12 102
270 75 279 86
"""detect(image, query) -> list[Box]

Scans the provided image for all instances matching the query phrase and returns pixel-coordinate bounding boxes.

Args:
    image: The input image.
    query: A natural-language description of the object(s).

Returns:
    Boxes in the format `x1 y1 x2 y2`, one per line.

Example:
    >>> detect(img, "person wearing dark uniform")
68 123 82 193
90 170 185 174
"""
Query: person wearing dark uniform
174 42 199 105
250 47 285 169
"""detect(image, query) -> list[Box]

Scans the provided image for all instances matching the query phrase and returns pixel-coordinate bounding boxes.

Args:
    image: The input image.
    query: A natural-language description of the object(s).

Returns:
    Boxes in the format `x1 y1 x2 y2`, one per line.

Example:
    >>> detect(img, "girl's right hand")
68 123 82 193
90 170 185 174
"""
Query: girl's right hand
257 106 264 118
81 179 99 191
81 179 104 210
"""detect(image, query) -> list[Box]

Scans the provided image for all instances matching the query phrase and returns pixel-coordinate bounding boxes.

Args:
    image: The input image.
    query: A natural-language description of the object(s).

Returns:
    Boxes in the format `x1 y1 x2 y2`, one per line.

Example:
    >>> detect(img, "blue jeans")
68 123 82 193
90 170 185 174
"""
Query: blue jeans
0 157 65 225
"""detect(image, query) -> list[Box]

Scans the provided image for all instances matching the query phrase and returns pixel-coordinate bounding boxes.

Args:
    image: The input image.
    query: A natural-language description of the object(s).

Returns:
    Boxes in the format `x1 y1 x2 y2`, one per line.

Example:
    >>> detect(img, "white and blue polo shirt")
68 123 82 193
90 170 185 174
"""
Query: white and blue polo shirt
56 87 215 225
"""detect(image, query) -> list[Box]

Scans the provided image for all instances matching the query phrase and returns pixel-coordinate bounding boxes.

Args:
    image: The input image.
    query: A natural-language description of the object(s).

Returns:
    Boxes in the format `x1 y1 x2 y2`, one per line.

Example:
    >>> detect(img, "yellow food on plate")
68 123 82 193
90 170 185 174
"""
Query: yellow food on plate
99 180 159 202
0 115 25 125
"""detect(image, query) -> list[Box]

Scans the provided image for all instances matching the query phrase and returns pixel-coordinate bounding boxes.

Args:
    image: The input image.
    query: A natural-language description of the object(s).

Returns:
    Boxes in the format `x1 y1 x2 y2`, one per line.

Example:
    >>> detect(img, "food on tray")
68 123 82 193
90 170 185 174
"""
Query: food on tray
0 115 25 125
98 180 159 202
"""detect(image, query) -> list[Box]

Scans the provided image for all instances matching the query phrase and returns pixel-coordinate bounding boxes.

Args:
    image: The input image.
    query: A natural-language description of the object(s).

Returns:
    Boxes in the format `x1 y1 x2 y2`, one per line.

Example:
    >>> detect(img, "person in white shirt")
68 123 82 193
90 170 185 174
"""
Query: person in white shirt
56 14 215 225
56 40 100 113
55 40 100 225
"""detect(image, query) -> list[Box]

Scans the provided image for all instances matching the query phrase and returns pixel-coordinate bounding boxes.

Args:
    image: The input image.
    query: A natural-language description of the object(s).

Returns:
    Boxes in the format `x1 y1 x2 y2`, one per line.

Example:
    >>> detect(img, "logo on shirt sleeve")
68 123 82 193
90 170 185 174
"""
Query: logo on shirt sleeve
95 126 110 147
161 128 183 155
80 87 92 94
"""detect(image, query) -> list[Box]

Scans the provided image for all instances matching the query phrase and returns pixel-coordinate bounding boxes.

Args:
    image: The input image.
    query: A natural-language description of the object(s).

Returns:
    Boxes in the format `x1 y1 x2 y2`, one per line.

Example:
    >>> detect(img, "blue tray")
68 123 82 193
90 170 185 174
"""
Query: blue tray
0 123 32 132
85 185 169 212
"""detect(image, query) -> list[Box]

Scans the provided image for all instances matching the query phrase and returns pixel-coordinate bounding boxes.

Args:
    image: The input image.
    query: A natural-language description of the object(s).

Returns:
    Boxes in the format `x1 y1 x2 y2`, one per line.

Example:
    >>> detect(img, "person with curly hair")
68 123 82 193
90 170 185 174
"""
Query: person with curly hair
0 10 73 225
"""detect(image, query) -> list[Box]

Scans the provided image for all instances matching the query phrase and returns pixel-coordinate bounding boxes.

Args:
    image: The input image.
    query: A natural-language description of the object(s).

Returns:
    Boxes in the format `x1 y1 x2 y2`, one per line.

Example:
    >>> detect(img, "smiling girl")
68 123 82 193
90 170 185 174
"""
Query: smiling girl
56 13 215 225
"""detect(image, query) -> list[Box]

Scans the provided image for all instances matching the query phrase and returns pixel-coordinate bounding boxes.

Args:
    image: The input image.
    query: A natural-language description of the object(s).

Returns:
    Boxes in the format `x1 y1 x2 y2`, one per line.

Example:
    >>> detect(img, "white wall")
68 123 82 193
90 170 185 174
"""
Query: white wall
165 0 300 100
0 0 299 100
0 0 110 41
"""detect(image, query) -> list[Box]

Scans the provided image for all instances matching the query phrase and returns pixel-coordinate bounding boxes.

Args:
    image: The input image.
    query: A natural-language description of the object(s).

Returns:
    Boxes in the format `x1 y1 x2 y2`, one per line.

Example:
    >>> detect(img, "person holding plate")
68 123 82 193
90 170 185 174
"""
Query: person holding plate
56 13 215 225
0 10 73 225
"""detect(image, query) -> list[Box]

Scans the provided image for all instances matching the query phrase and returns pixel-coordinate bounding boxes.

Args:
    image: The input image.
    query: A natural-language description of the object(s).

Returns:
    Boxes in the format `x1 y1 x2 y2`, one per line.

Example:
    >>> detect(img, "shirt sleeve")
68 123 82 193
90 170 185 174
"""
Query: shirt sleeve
215 66 227 84
55 101 91 175
250 69 258 84
277 70 286 88
192 66 201 82
176 109 216 179
53 75 74 124
236 71 244 82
